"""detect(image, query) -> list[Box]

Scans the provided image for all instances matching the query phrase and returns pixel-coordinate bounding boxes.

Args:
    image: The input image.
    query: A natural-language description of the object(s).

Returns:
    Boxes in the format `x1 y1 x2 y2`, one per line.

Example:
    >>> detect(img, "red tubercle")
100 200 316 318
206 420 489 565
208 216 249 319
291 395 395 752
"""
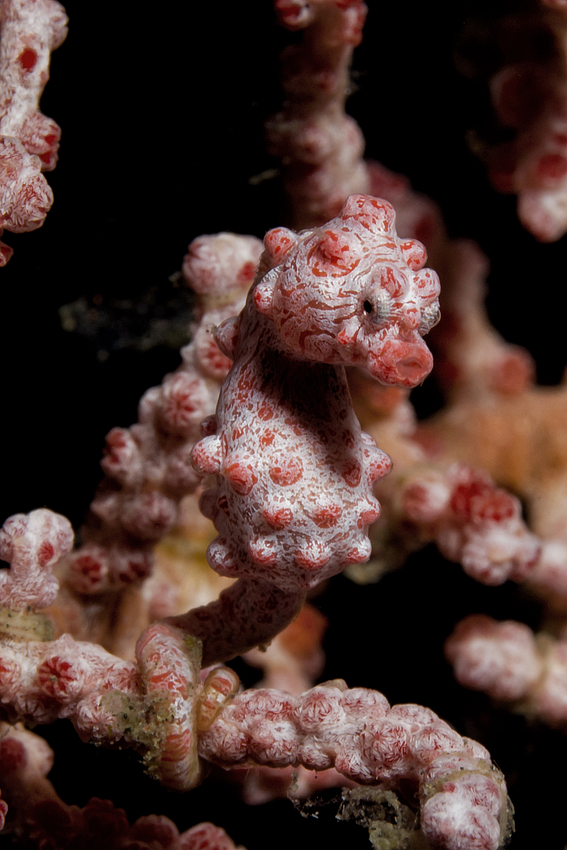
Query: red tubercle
341 459 361 487
357 507 381 528
265 228 294 258
0 737 27 771
295 544 330 571
400 239 427 271
366 459 390 484
224 460 258 495
248 538 277 566
262 506 293 529
192 438 221 475
19 48 38 71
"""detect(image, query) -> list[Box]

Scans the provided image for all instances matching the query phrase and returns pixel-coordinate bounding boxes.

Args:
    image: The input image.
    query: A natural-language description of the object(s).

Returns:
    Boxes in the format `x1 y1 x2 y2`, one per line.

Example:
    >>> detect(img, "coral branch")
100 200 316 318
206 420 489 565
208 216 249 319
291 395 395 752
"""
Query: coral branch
0 0 67 262
400 463 541 586
200 682 512 850
0 508 72 611
446 614 567 731
268 0 369 228
62 233 262 598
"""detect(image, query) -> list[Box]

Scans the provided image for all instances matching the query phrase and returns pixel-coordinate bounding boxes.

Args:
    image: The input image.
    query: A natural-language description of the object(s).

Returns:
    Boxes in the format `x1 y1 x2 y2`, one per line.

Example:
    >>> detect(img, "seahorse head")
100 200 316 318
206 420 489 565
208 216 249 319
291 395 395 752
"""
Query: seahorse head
253 195 440 387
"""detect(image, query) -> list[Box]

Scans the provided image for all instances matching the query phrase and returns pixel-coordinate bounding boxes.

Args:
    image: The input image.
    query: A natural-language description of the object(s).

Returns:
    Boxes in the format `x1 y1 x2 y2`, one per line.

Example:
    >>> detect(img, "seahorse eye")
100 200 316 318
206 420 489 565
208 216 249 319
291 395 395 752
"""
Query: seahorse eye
362 291 391 327
419 303 441 335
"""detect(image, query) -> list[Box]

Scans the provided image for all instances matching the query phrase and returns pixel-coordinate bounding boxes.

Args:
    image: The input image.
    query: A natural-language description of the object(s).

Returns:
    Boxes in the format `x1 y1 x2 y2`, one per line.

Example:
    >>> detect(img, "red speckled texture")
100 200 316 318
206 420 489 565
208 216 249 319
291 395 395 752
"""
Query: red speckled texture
193 195 440 593
199 682 509 850
0 511 207 792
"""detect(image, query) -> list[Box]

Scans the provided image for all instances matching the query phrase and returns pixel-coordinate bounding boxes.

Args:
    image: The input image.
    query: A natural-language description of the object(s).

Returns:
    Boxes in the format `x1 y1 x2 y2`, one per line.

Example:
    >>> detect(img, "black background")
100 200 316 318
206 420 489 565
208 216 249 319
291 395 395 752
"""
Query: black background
1 2 565 848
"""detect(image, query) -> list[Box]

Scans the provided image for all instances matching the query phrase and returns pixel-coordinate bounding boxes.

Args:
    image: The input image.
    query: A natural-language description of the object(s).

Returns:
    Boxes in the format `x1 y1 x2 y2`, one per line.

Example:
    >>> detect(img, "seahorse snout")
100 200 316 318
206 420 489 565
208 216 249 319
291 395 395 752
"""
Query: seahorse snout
369 337 434 387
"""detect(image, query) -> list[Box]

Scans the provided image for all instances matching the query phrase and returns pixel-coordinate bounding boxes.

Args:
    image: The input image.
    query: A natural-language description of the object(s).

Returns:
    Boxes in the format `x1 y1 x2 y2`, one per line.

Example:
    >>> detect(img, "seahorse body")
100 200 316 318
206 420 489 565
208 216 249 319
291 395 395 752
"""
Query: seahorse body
192 195 440 592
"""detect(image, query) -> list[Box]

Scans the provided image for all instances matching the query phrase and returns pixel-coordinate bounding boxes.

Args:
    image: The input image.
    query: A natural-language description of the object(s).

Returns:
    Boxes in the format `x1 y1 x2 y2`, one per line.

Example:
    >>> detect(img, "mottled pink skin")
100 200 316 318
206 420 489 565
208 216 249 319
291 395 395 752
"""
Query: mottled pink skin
135 623 203 790
194 352 388 591
192 195 440 593
274 0 367 39
200 683 509 850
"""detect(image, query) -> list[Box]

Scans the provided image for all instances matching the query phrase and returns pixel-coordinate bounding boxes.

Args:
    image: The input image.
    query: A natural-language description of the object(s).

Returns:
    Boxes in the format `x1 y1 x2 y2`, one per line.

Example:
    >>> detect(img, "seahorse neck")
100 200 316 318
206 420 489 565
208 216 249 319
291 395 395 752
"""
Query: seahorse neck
236 296 297 363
